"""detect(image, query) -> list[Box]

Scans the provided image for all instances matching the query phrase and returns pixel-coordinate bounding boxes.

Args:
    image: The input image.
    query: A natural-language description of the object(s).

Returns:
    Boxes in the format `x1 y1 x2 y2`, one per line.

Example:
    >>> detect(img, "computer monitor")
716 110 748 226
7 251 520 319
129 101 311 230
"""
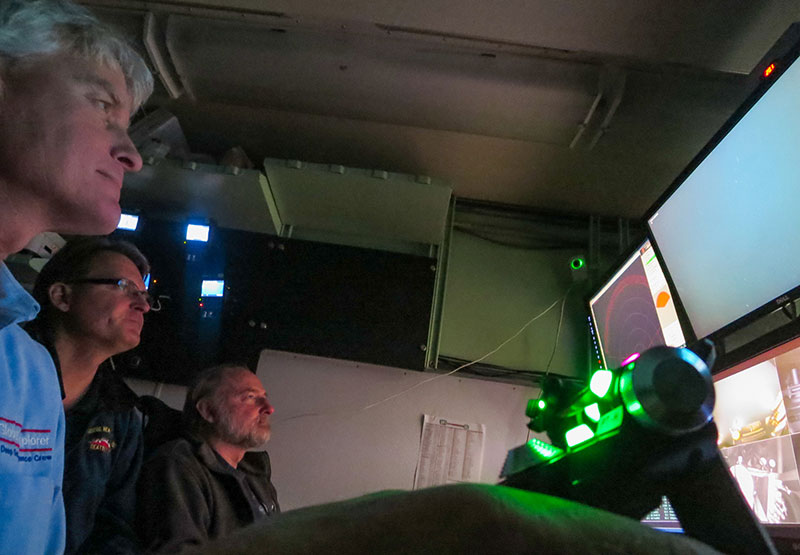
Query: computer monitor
641 496 682 533
589 238 687 370
201 279 225 297
641 334 800 538
646 24 800 340
712 334 800 546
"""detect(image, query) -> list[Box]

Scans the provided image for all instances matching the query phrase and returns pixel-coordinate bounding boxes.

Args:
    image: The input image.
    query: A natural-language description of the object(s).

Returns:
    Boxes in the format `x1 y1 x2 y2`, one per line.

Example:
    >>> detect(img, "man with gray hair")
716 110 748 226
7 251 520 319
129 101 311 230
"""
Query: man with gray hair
137 364 280 552
0 1 151 552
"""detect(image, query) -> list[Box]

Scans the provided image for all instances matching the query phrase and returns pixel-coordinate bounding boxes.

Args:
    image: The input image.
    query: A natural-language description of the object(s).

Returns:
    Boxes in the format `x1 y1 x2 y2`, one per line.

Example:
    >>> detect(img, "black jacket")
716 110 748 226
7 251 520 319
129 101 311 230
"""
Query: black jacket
137 436 279 553
63 363 144 554
25 321 145 554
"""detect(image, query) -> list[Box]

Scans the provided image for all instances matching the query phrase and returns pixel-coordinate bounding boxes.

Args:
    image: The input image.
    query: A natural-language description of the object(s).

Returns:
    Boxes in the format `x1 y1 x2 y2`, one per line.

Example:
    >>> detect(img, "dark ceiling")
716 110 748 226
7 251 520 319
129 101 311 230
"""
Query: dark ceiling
85 0 800 219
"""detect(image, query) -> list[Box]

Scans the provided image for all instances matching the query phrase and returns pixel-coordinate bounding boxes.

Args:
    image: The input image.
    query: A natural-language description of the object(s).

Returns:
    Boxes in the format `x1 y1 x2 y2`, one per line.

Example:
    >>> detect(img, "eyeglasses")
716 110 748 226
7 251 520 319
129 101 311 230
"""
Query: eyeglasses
69 277 155 308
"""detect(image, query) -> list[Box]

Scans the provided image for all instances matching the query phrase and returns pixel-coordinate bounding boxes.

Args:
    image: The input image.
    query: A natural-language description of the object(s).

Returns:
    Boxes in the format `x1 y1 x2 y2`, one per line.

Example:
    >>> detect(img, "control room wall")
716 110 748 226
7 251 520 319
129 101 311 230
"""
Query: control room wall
438 228 589 379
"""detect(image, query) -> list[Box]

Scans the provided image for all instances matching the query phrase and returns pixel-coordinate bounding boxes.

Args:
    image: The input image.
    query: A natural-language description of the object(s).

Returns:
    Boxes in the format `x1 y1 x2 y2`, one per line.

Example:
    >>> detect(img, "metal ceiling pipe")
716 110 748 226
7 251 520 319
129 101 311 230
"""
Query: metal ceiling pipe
569 75 604 149
144 12 185 100
587 66 626 150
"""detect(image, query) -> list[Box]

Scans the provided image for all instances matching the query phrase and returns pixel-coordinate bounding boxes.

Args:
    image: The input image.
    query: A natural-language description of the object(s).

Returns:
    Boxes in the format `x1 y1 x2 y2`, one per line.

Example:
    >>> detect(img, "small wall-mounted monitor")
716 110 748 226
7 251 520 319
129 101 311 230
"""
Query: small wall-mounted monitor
589 238 687 370
186 223 210 242
646 24 800 340
201 279 225 297
117 213 139 231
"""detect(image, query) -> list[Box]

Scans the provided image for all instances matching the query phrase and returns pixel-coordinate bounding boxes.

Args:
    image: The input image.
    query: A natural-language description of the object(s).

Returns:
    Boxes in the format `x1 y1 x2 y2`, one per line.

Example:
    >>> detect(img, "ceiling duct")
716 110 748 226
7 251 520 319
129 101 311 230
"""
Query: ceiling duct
570 65 627 150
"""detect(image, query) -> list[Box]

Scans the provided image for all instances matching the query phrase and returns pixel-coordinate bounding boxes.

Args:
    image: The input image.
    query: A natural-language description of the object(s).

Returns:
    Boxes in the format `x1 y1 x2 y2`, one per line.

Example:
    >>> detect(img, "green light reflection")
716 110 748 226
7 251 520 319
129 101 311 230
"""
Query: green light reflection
584 403 601 422
589 370 613 398
527 437 563 459
565 424 595 447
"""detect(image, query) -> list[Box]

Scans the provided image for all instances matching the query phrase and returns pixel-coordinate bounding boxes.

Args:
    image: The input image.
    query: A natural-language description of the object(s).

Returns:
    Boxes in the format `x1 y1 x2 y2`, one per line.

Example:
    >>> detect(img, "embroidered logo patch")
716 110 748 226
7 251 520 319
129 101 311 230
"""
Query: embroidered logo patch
87 436 116 452
86 424 116 453
0 416 54 462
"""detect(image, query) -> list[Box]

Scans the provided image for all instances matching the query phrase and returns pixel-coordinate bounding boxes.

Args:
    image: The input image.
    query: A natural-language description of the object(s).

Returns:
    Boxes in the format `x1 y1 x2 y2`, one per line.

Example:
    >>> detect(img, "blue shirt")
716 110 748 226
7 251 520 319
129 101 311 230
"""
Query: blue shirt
0 263 66 554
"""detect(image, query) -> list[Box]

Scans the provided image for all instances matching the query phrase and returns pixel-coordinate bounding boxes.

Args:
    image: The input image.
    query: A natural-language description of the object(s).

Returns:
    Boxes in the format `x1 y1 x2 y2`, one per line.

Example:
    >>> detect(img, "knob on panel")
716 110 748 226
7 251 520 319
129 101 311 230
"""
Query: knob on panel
620 346 715 435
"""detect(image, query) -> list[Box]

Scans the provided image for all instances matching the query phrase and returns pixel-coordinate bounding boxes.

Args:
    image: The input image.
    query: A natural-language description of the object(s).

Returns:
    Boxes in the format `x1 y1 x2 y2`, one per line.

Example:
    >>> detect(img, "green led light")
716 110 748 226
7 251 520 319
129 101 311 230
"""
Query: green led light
565 424 595 447
589 369 613 398
537 399 546 410
571 258 585 270
527 437 563 459
584 403 601 422
628 401 642 413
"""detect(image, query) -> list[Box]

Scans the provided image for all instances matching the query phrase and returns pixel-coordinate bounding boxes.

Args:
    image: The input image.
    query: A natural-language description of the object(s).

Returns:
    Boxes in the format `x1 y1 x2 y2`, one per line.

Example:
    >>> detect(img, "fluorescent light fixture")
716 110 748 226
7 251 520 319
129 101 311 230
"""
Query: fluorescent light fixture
201 279 224 297
117 213 139 231
186 224 210 242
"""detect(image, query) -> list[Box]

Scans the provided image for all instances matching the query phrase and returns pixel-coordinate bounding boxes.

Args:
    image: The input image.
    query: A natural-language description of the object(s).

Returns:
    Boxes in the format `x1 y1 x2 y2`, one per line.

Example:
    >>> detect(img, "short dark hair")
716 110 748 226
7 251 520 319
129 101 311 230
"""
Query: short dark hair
32 236 150 324
182 363 252 440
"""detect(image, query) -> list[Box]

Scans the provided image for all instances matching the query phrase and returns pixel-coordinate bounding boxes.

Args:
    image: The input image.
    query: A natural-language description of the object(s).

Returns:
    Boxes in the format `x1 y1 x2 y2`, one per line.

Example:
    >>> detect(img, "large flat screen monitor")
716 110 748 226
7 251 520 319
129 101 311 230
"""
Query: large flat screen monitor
646 25 800 340
589 238 687 370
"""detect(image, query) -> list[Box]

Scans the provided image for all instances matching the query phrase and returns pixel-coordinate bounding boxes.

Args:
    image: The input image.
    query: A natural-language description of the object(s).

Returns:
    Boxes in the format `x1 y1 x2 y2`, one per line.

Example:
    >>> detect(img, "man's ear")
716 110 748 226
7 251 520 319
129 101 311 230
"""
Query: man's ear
48 283 72 313
196 398 216 424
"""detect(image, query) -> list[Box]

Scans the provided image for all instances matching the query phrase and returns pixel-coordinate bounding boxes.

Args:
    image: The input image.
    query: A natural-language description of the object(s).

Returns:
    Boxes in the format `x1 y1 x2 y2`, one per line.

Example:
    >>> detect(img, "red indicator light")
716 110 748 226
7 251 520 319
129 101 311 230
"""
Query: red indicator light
199 302 204 308
763 63 776 78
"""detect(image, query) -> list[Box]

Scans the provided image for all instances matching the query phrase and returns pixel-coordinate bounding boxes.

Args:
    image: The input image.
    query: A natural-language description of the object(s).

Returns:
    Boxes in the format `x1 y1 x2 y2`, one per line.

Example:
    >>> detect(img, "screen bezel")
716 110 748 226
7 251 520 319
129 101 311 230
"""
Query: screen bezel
644 23 800 343
714 330 800 381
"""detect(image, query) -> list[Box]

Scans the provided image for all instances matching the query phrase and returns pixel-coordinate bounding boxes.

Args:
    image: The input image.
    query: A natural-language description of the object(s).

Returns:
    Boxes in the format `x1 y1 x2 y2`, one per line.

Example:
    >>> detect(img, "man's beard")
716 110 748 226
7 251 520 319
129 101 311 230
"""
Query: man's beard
215 411 270 450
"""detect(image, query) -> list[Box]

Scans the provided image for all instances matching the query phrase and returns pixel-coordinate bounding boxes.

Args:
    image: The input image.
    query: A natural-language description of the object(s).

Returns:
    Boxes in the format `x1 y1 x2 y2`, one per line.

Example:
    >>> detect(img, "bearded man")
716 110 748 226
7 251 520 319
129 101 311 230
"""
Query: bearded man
137 364 279 552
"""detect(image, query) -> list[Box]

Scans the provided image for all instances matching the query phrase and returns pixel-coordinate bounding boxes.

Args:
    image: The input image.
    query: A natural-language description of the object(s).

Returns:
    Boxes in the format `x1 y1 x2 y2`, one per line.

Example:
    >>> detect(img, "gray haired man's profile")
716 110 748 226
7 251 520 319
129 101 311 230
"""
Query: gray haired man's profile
0 1 152 552
137 364 279 552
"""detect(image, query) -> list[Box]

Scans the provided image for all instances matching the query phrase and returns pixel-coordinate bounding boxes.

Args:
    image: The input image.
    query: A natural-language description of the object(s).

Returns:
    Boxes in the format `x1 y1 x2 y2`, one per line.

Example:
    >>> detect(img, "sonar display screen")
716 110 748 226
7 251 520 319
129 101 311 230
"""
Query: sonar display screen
589 239 686 369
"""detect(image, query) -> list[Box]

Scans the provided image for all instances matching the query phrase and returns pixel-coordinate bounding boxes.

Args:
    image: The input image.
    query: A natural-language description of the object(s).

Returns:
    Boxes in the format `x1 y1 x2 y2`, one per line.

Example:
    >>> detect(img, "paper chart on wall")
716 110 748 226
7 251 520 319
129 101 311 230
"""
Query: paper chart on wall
413 414 486 489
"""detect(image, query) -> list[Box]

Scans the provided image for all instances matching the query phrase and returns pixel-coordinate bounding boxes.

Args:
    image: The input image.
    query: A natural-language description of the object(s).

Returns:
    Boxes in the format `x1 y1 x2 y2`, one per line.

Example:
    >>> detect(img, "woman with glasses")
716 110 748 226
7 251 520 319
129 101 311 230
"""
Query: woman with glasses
27 237 152 554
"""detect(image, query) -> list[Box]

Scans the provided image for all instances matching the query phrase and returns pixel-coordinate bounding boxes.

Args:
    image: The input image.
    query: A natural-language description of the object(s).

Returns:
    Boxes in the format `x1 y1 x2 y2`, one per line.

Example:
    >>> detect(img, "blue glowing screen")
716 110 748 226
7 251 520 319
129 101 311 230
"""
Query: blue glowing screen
117 213 139 231
186 224 210 242
201 279 224 297
648 55 800 338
